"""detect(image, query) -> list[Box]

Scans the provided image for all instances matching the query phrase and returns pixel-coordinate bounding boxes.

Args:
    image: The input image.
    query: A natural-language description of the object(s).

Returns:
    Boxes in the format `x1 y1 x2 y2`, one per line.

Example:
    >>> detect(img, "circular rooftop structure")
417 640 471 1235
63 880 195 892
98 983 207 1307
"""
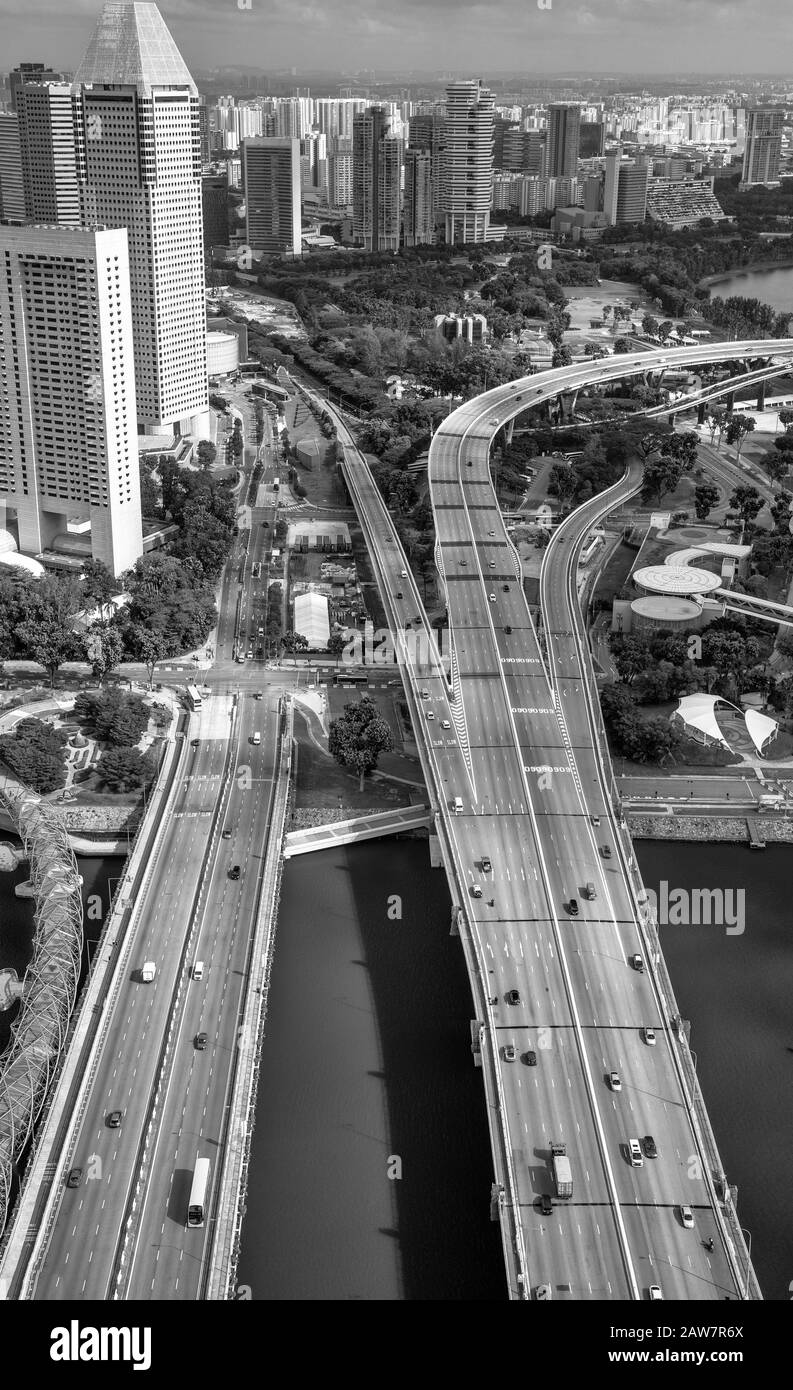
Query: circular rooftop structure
631 595 703 629
634 564 721 597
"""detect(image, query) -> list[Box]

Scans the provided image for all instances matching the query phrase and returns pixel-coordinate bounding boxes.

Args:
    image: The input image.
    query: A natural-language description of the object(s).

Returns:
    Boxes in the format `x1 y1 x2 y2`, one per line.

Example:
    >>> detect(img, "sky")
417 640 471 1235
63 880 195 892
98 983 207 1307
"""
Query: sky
1 0 792 78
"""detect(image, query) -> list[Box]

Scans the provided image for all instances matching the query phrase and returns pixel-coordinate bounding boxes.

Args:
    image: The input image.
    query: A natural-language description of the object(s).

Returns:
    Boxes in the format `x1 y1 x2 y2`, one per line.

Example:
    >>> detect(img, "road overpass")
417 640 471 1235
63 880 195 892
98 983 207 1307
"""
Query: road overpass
295 339 785 1300
283 805 432 857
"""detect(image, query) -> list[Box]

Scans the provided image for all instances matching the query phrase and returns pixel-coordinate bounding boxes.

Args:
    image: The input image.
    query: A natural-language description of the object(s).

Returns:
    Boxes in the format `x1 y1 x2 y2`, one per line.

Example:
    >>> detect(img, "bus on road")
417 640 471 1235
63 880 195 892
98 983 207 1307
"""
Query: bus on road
186 685 203 711
187 1156 211 1227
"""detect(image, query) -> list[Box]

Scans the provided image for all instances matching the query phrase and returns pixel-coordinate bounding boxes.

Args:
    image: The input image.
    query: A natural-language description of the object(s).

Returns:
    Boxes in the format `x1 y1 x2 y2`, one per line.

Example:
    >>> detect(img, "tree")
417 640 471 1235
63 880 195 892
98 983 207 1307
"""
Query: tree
80 559 120 627
281 630 309 665
694 480 720 520
99 746 152 793
613 337 632 353
85 622 125 685
196 439 217 470
610 635 651 684
642 314 659 338
328 695 393 791
551 345 572 369
128 625 170 688
778 408 793 431
548 461 576 506
657 320 674 342
761 449 789 487
663 430 699 470
706 410 727 448
584 342 608 360
726 415 755 460
729 484 763 527
327 632 346 667
16 602 82 688
642 455 684 503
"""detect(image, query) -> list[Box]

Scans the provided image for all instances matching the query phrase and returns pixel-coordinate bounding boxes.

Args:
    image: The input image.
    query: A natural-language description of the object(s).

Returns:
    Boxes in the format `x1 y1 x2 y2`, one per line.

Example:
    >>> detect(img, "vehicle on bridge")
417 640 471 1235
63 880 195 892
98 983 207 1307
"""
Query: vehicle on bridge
505 989 520 1005
229 865 241 880
567 898 579 916
609 1070 622 1092
107 1110 123 1129
583 881 596 900
140 961 156 983
550 1143 573 1199
67 1167 82 1188
187 1156 211 1228
630 953 644 973
628 1139 644 1167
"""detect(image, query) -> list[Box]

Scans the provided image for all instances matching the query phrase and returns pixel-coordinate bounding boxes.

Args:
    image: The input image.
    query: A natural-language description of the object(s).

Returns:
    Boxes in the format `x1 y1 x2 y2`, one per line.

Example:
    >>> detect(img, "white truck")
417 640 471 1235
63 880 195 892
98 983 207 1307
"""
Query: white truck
550 1142 573 1199
141 961 156 983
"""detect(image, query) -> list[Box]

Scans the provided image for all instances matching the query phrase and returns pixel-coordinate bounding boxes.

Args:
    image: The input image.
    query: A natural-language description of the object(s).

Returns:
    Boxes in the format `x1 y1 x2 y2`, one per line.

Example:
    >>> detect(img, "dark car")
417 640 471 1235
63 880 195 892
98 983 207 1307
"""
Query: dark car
222 828 232 840
67 1167 82 1188
107 1110 123 1129
190 738 200 747
643 1135 658 1159
396 591 403 599
505 988 520 1005
195 1032 208 1051
503 584 510 592
568 898 579 916
523 1049 537 1066
481 855 492 873
601 844 612 858
229 864 241 880
539 1193 553 1215
504 625 512 635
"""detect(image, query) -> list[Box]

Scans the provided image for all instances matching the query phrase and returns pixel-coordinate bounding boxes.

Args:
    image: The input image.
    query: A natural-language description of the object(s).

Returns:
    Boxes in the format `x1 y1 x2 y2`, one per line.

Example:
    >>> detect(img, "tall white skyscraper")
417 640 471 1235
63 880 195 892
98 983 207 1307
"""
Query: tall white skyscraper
440 80 494 244
73 1 209 438
0 224 143 577
17 82 81 226
0 113 26 220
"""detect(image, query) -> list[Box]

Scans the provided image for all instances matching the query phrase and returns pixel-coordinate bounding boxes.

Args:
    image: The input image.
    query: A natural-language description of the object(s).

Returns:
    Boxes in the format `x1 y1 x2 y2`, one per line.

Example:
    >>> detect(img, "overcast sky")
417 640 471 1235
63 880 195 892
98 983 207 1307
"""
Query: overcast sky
1 0 791 78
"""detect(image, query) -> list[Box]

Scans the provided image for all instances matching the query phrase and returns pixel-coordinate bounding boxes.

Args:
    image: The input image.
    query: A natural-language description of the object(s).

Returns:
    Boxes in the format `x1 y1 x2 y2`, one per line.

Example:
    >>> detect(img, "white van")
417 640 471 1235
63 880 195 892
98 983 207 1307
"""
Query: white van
193 961 204 981
453 796 463 814
252 731 261 745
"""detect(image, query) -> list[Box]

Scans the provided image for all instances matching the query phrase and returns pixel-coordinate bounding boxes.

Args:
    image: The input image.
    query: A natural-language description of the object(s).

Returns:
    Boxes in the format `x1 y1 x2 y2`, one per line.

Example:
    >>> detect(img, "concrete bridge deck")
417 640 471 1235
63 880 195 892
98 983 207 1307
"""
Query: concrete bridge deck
283 805 432 857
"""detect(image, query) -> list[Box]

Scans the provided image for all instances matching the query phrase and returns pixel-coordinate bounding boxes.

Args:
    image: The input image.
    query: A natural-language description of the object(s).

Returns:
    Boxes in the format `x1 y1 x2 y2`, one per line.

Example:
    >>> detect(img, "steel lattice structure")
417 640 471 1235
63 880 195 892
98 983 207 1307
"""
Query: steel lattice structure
0 776 83 1233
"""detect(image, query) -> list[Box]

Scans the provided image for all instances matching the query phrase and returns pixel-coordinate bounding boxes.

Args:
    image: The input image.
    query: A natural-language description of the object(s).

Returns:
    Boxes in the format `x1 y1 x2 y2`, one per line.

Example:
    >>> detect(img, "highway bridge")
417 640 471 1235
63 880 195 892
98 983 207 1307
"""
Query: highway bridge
301 339 793 1300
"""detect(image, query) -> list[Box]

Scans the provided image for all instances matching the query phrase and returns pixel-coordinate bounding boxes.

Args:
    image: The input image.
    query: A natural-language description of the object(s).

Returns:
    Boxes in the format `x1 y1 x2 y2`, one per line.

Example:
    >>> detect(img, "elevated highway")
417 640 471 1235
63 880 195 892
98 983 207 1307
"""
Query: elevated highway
296 339 787 1300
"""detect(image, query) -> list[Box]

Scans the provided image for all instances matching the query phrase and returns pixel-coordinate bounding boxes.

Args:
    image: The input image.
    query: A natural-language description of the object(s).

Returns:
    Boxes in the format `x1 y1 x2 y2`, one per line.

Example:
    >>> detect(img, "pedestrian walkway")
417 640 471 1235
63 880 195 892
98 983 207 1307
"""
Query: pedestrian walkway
283 804 431 857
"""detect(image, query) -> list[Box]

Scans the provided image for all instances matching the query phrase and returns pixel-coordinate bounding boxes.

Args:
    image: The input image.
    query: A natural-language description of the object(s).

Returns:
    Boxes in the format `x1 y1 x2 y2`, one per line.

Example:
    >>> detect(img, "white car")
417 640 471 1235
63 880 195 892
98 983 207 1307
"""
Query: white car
643 1026 657 1046
680 1205 694 1230
441 719 451 729
609 1071 622 1093
400 569 407 577
503 1043 516 1062
628 1139 643 1167
489 593 496 603
426 710 435 719
648 1286 663 1301
489 560 496 568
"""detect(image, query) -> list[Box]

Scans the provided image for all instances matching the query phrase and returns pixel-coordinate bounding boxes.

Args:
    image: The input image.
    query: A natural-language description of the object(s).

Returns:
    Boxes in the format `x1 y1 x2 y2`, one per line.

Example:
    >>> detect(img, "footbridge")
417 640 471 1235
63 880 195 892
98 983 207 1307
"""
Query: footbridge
283 805 432 857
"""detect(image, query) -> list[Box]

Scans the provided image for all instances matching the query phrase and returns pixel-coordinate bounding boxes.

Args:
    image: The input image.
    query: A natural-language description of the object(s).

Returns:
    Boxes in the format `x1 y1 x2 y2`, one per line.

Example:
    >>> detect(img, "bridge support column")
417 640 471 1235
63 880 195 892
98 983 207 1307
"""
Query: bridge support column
450 905 462 936
756 380 767 411
725 391 735 414
505 418 515 446
697 401 706 425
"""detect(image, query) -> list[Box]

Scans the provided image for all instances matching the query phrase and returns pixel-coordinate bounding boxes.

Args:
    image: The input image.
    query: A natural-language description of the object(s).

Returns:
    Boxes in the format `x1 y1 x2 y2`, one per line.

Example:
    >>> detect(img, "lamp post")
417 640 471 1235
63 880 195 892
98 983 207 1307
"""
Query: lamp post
741 1227 752 1300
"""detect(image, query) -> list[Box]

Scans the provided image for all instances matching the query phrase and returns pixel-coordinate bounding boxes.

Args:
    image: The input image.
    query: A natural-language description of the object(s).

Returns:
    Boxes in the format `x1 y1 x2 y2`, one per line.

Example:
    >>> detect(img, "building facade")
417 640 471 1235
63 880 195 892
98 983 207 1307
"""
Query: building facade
0 224 143 577
741 108 783 188
547 105 581 178
440 80 494 244
243 137 302 256
403 147 434 246
16 82 81 226
0 114 26 220
352 106 402 252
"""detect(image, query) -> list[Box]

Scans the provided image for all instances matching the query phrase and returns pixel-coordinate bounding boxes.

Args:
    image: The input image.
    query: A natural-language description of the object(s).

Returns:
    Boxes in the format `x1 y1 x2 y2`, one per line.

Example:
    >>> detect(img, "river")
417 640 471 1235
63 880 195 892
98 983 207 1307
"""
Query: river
707 263 793 315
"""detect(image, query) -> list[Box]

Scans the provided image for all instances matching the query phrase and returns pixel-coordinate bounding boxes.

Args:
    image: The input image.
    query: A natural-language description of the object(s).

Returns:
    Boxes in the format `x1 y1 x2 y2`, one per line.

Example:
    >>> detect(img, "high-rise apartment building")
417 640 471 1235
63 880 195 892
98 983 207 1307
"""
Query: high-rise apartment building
73 1 209 438
440 79 494 245
328 141 352 207
579 120 605 159
0 113 26 219
16 82 81 226
547 105 581 178
243 137 302 256
403 148 433 246
408 111 445 227
9 63 66 111
202 174 229 267
741 108 783 188
603 151 649 225
0 224 143 576
352 106 402 252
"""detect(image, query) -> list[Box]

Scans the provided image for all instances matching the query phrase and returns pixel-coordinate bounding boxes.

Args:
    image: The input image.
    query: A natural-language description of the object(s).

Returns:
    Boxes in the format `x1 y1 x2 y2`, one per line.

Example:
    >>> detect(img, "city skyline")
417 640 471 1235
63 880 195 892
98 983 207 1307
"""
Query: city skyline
0 0 792 78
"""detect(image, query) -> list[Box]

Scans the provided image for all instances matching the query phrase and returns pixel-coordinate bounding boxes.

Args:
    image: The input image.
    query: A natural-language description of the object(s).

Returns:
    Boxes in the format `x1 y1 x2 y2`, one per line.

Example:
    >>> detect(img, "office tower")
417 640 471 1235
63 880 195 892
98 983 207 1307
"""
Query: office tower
0 113 26 219
202 174 229 266
741 108 783 187
408 111 445 226
547 104 581 178
243 137 302 256
0 224 143 577
352 106 402 252
197 96 210 165
604 151 649 225
579 120 605 158
493 118 518 169
440 79 494 245
16 82 81 225
503 128 546 176
328 141 352 207
9 63 65 110
403 147 433 246
583 173 603 213
73 1 208 439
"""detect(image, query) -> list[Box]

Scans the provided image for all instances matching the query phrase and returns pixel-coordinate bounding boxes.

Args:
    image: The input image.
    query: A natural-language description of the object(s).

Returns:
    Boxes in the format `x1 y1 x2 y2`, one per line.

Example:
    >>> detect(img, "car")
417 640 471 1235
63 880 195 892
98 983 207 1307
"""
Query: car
190 738 200 747
643 1135 658 1159
67 1167 82 1188
643 1026 657 1045
467 460 473 468
489 559 496 568
515 394 523 402
648 1286 663 1301
523 1049 537 1066
107 1110 123 1129
609 1070 622 1092
460 558 467 565
195 1032 208 1051
471 884 483 898
426 710 435 719
441 719 451 730
254 691 263 700
400 569 407 577
504 625 512 634
568 898 579 916
601 844 612 858
488 529 495 537
420 689 430 700
229 864 241 880
222 828 232 839
503 1043 516 1062
481 856 492 873
488 593 496 603
505 989 520 1005
246 650 253 660
680 1205 695 1230
539 1193 553 1215
502 584 510 592
630 953 644 973
396 591 403 599
628 1139 643 1167
591 814 600 826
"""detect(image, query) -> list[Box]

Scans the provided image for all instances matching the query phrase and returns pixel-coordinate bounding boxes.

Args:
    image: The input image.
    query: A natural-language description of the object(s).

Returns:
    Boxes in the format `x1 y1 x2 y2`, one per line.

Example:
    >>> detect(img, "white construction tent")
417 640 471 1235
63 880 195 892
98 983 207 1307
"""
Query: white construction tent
293 591 330 650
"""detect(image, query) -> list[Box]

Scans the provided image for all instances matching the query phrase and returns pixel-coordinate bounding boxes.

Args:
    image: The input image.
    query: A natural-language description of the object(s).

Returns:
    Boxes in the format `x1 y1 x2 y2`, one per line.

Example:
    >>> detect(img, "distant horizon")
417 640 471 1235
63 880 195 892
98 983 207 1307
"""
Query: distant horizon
0 1 792 83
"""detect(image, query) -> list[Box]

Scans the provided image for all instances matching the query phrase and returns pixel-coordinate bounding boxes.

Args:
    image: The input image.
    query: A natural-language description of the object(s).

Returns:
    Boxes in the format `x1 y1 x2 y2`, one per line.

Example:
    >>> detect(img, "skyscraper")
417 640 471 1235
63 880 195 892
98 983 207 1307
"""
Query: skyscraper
0 224 142 577
440 80 494 245
352 106 402 252
328 141 353 208
17 82 81 226
547 105 581 178
741 109 783 188
0 114 26 219
202 174 230 268
73 1 208 438
603 151 649 226
403 148 433 247
9 63 66 111
243 137 302 256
